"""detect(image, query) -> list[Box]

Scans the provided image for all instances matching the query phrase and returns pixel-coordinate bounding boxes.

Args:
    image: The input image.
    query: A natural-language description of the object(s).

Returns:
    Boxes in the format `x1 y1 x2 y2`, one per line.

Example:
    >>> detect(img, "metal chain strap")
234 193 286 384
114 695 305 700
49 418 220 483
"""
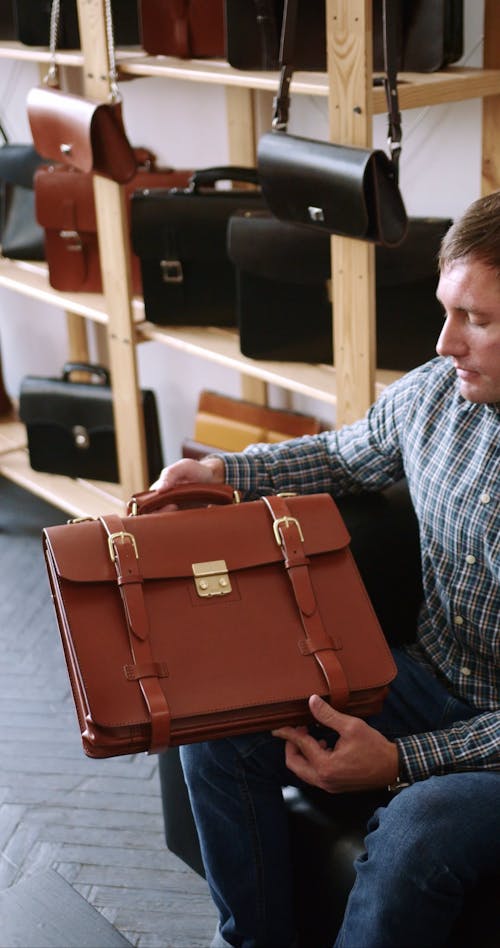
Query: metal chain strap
46 0 119 100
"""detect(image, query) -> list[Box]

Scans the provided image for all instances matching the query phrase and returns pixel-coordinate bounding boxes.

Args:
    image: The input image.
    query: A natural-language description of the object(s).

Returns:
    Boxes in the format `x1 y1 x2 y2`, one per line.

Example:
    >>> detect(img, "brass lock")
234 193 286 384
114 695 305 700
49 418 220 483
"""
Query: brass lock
192 560 231 598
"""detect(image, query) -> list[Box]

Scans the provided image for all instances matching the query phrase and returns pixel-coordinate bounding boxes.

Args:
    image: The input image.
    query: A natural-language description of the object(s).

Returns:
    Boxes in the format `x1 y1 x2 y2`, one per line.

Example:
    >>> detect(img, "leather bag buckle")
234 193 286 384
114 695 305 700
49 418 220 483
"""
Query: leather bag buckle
108 531 139 563
273 516 304 546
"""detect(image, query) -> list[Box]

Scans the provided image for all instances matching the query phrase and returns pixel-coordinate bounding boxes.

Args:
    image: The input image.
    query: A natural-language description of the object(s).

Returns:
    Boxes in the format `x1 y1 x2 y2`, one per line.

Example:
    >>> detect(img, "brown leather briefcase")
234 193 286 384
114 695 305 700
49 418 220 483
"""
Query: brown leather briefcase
42 484 397 759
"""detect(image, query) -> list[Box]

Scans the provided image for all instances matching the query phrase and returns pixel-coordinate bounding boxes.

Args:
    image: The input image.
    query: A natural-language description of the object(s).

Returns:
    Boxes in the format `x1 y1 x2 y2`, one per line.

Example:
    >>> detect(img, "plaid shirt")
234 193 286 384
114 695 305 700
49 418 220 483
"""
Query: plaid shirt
220 358 499 782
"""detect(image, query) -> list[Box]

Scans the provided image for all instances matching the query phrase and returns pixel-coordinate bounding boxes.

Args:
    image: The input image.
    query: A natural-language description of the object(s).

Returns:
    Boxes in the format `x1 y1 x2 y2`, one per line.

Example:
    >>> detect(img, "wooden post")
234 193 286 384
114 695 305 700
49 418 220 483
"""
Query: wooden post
482 0 500 195
76 0 148 498
327 0 376 426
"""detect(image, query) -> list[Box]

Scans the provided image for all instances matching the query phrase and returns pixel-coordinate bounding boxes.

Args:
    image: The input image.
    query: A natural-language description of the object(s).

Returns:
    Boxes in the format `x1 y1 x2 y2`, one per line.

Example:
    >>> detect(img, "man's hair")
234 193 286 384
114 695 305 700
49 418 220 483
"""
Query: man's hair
439 190 500 272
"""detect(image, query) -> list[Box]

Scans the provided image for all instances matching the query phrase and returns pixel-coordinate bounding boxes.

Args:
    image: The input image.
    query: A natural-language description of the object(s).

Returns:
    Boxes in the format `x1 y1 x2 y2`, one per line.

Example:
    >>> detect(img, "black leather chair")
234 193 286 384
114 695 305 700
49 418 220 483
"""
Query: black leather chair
158 481 499 947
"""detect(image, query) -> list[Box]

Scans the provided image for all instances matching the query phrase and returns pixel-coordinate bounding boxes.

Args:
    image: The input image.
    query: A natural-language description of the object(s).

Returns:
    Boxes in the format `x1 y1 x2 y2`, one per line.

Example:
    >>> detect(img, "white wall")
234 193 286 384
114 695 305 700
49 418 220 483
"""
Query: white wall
0 0 486 463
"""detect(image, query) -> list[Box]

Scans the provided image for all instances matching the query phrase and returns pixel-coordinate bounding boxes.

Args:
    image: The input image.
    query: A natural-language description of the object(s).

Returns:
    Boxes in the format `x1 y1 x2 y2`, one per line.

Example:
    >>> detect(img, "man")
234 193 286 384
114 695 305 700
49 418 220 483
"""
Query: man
152 192 500 947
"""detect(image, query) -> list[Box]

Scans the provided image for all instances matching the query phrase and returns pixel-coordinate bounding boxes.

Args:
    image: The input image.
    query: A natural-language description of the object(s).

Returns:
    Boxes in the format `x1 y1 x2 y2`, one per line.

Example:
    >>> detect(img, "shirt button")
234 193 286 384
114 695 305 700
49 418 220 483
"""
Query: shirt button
460 667 472 677
454 616 464 626
480 492 491 504
465 554 476 565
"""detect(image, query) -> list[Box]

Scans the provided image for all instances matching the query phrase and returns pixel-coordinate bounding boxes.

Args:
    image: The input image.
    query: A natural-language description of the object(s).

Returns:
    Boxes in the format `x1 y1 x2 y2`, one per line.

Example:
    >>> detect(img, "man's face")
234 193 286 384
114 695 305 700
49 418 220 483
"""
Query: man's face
436 256 500 404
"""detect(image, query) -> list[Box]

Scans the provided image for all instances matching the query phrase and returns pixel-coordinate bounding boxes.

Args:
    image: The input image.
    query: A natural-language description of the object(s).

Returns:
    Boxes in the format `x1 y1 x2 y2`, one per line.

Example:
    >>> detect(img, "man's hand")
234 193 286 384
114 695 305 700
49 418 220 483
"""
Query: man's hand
150 456 225 491
273 694 399 793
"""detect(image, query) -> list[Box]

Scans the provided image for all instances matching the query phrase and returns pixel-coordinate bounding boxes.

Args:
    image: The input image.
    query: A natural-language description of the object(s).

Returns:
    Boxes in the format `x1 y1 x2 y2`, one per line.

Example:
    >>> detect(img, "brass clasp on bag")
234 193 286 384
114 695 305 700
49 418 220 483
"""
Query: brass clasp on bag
108 531 139 562
192 560 231 598
273 516 304 546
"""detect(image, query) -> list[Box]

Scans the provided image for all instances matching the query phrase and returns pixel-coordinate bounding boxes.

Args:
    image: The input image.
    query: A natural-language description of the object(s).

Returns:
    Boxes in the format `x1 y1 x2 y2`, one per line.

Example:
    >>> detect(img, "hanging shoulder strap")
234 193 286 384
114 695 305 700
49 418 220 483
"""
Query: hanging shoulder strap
272 0 403 179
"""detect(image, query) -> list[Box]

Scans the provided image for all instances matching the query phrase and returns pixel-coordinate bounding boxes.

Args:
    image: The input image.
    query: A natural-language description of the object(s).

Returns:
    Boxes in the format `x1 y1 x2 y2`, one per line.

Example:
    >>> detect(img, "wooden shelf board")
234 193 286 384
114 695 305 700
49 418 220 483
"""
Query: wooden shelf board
0 258 143 324
0 420 126 518
117 57 500 111
0 40 140 67
136 321 401 404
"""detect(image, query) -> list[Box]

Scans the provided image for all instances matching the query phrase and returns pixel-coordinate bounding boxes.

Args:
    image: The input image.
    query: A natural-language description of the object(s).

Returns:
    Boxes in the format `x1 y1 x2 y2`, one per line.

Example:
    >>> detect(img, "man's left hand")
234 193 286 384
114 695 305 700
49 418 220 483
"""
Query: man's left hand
272 694 399 793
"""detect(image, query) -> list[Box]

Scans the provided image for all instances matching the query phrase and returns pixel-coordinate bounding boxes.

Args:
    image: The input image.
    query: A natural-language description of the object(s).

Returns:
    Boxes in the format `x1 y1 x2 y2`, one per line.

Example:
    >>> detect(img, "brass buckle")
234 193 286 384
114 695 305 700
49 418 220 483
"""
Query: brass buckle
273 516 304 546
108 531 138 563
192 560 231 598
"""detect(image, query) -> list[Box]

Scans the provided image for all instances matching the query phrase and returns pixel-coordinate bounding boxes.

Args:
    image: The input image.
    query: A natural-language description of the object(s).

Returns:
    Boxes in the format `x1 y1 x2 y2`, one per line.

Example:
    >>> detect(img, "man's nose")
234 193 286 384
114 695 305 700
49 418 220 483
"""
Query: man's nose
436 314 467 358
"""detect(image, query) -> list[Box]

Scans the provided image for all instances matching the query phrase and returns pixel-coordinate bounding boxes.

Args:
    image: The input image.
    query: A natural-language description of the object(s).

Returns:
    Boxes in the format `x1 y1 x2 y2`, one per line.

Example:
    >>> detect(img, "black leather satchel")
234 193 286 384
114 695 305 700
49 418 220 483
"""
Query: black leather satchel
228 210 452 369
13 0 139 48
257 0 408 247
19 363 164 483
0 129 49 261
130 166 265 326
225 1 463 74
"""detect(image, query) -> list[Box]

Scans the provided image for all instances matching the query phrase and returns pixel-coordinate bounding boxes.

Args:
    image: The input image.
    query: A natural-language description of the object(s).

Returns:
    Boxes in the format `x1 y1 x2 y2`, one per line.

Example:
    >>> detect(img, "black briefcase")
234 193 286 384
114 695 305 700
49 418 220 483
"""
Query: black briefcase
228 211 452 370
19 363 164 483
13 0 139 48
130 166 265 327
225 0 463 73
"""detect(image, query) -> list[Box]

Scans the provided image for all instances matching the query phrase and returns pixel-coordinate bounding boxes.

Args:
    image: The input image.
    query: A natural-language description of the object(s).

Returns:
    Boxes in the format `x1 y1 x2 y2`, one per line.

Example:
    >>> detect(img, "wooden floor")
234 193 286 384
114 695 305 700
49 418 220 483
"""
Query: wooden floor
0 476 217 948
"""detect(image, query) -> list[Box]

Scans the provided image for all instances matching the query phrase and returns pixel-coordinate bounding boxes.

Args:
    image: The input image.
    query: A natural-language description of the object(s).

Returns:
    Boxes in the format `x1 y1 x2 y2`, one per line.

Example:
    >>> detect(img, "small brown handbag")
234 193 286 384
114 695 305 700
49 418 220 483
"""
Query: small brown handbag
43 483 397 759
26 0 137 185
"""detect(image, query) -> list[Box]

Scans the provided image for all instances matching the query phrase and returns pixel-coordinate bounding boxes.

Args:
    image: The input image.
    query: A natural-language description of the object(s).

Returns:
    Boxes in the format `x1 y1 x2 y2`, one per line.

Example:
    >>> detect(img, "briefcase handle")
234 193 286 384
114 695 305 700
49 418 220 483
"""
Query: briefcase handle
62 362 110 385
188 166 260 192
127 482 239 516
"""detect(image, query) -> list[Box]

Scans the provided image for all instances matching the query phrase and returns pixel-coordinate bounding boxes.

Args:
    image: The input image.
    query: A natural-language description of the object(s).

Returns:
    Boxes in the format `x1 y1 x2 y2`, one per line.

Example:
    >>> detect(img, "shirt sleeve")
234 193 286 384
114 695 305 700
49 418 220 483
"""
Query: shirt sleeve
396 710 500 781
216 365 432 496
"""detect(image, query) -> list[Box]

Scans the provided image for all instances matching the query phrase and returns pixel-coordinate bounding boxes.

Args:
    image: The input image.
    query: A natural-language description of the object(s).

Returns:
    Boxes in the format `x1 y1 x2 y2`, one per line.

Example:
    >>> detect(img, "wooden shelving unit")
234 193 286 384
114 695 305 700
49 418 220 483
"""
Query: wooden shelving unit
0 0 499 517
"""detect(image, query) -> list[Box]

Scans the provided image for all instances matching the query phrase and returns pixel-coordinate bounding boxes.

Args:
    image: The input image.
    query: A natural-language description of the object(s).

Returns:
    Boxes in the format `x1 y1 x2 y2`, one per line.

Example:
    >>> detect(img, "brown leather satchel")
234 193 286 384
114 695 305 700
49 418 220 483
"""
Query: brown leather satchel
42 483 397 759
192 389 324 451
34 157 193 294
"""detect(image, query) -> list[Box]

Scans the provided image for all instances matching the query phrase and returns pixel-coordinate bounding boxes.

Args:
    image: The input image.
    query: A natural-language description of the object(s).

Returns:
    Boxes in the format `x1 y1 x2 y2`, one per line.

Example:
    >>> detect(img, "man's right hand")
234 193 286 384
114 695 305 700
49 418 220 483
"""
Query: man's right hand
150 456 225 492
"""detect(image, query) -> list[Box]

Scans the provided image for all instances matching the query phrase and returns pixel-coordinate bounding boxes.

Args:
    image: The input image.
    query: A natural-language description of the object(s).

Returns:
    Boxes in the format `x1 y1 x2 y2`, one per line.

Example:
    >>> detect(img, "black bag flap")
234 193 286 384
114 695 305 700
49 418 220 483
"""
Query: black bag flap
0 144 48 189
227 210 330 283
43 493 351 585
131 187 265 260
375 217 452 286
258 131 407 247
19 375 115 429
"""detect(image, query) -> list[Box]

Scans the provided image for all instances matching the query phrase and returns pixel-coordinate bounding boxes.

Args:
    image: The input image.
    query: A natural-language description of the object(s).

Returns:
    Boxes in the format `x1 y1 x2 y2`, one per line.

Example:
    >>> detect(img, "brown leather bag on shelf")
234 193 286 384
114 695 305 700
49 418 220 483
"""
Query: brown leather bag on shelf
34 156 193 294
185 389 324 455
42 482 397 759
140 0 225 58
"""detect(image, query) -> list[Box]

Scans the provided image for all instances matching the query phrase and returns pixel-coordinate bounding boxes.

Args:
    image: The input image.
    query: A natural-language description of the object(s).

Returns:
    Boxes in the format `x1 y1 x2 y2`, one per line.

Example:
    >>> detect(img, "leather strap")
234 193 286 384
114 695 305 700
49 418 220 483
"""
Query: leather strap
262 495 349 709
99 514 172 752
273 0 403 178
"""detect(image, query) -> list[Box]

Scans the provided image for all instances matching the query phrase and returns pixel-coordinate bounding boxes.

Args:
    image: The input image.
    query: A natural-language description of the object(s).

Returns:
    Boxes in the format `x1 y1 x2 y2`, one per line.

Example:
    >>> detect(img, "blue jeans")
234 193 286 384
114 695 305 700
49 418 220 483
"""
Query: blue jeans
180 650 500 947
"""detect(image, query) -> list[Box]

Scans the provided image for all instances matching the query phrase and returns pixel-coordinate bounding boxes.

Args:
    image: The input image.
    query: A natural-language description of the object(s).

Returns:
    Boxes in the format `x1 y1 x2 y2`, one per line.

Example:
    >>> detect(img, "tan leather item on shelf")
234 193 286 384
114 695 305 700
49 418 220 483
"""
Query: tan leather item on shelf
193 390 324 451
26 87 138 184
34 159 193 294
140 0 225 58
42 482 396 759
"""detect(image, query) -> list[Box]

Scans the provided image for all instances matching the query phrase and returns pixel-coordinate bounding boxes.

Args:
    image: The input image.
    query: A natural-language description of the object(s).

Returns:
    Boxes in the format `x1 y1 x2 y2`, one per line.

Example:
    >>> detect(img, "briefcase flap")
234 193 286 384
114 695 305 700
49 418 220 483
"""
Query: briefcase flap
131 187 265 261
228 210 331 284
44 493 351 585
376 217 453 287
19 375 116 429
35 162 195 233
